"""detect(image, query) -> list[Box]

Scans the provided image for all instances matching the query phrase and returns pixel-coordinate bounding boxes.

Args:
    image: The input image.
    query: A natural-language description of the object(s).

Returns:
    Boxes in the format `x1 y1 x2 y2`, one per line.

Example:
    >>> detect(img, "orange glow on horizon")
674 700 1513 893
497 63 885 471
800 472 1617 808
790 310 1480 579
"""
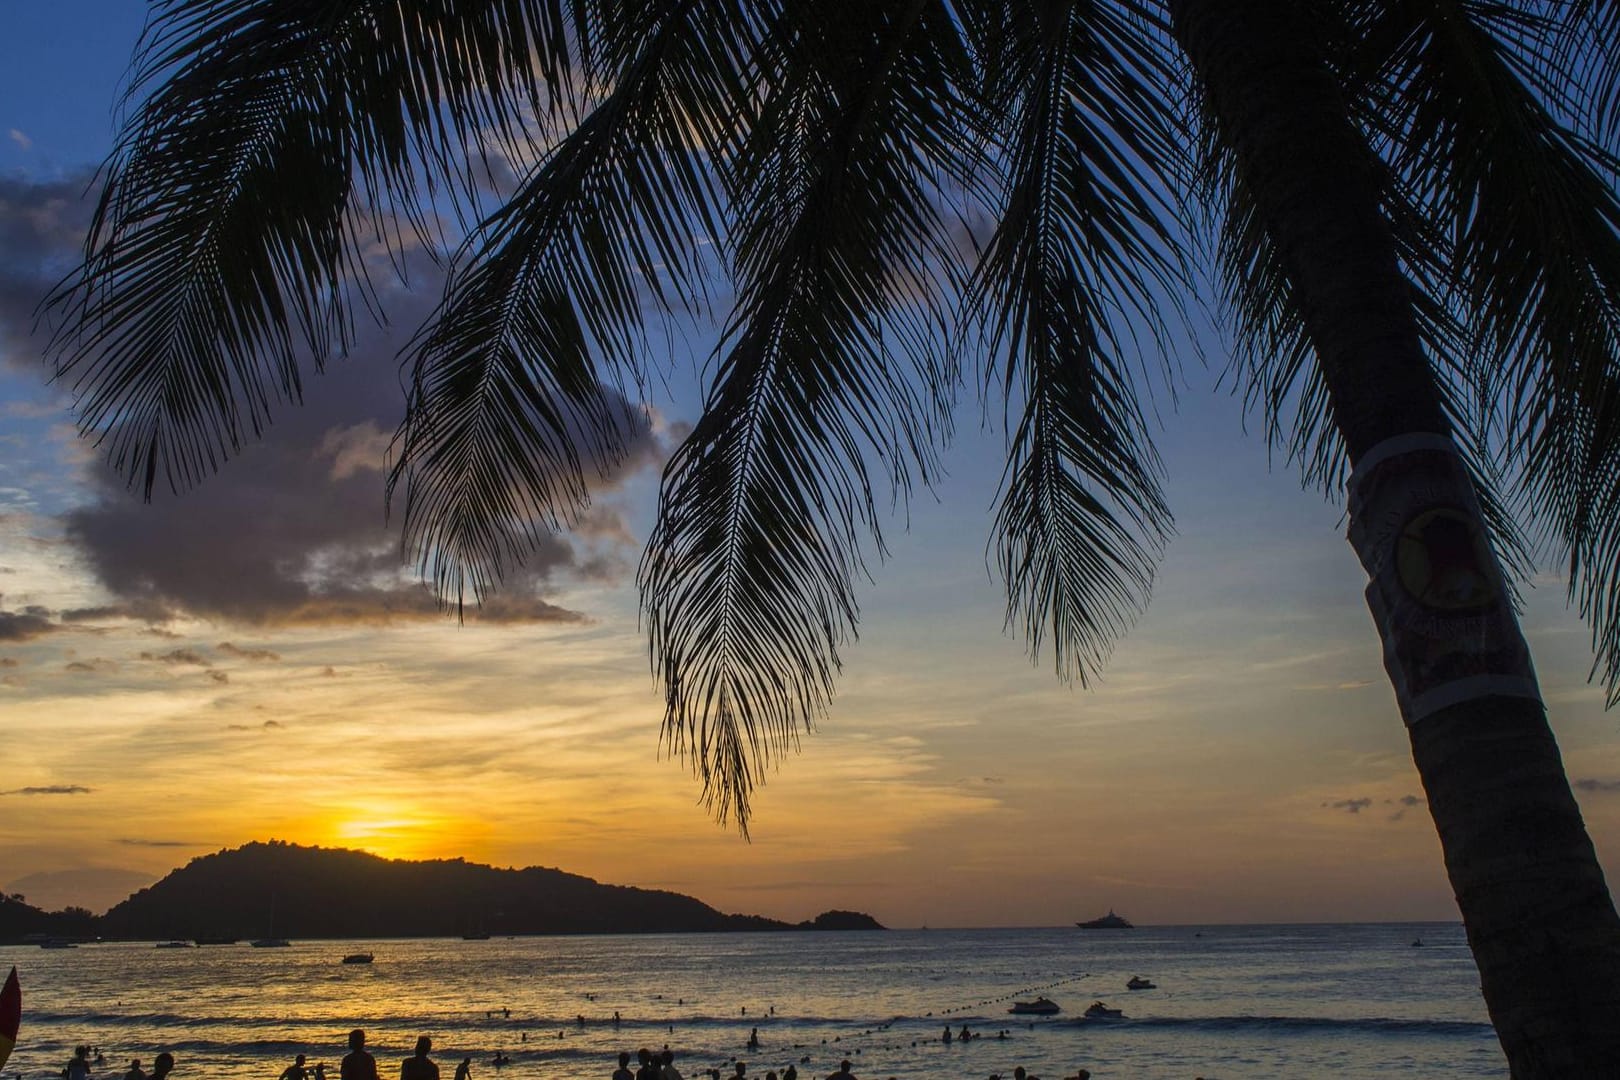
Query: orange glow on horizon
313 802 494 863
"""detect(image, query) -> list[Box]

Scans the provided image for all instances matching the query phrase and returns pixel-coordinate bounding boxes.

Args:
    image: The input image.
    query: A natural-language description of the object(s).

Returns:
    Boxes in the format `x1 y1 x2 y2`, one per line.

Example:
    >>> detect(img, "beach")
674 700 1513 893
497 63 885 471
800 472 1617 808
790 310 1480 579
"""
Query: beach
0 925 1503 1079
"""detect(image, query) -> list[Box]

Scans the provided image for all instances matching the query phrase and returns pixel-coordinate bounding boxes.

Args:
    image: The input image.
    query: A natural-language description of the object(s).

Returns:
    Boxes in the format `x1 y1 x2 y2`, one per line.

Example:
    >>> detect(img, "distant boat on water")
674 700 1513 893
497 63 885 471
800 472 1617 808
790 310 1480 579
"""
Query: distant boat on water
1076 910 1134 929
1008 997 1061 1015
251 896 291 947
341 953 374 965
155 940 193 949
1126 976 1156 990
38 939 78 949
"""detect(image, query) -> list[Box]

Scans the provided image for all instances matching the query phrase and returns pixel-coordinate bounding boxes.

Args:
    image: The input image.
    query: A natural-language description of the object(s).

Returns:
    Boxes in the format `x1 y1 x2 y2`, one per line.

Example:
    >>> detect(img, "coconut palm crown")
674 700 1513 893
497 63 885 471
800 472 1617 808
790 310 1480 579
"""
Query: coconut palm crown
43 0 1620 1073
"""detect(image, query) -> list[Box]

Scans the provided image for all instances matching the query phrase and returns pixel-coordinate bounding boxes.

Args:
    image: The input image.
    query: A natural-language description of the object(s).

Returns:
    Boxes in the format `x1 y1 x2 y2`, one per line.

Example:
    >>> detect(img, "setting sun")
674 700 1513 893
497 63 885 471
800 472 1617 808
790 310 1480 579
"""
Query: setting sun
324 805 474 861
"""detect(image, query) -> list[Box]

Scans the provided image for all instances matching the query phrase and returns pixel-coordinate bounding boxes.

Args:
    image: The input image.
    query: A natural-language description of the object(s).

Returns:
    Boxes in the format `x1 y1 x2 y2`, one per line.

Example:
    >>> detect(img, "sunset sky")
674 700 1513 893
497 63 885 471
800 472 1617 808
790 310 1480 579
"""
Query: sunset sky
2 4 1618 930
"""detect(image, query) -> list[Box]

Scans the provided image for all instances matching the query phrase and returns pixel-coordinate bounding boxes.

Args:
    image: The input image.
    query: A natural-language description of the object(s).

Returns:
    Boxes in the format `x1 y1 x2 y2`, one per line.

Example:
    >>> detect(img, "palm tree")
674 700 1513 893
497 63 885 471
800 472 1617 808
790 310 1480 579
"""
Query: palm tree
43 0 1620 1071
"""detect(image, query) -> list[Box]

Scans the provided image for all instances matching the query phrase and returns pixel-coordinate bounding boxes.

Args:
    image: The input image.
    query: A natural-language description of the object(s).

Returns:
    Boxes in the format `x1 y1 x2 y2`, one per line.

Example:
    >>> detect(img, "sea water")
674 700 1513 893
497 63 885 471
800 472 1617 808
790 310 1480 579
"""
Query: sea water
0 924 1504 1079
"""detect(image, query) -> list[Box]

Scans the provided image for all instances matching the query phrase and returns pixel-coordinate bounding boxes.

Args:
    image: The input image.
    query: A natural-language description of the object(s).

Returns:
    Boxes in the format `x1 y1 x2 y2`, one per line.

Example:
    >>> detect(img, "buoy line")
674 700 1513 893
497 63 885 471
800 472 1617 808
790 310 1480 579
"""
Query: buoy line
924 972 1090 1019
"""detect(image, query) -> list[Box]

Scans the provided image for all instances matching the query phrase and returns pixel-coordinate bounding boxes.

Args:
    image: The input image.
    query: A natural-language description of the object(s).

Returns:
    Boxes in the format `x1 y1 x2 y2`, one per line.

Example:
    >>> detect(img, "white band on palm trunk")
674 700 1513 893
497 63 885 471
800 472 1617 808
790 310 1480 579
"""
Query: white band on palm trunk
1346 433 1541 725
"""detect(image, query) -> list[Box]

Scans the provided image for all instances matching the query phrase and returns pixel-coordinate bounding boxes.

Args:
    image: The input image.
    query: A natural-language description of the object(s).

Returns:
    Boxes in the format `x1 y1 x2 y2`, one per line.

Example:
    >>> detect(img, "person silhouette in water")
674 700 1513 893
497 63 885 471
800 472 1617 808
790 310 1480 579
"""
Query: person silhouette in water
454 1060 472 1080
341 1030 380 1080
280 1054 309 1080
65 1045 92 1080
150 1054 174 1080
400 1036 438 1080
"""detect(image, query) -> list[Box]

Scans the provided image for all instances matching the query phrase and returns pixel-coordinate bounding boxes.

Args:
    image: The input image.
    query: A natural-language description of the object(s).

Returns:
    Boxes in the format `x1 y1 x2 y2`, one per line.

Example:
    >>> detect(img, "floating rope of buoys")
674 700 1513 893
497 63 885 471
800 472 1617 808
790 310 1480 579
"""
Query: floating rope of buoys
924 973 1089 1020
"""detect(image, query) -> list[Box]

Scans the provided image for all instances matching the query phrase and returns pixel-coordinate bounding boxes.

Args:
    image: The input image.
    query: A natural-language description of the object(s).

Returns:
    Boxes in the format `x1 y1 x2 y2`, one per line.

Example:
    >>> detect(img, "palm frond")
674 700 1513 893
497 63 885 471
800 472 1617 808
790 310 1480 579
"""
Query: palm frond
640 0 974 831
1550 0 1620 157
46 0 576 498
963 0 1182 682
1352 0 1620 702
389 0 761 610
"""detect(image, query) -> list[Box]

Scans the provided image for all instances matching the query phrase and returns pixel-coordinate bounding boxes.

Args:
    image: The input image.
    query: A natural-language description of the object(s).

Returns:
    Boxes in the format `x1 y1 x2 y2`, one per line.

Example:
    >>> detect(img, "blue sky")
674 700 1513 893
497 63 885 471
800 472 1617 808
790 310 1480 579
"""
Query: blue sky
1 4 1617 928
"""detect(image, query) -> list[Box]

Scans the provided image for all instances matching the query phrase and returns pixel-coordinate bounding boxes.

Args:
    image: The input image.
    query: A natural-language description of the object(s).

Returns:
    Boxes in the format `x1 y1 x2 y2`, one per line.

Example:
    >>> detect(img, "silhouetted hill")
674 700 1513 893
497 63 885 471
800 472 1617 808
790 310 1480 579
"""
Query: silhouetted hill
799 909 884 931
95 842 883 939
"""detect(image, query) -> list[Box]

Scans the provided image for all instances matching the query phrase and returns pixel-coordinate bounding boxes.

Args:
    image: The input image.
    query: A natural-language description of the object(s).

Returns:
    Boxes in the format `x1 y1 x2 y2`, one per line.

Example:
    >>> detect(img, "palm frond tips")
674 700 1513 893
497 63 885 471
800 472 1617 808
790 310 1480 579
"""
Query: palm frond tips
390 0 760 612
966 0 1183 681
641 1 975 832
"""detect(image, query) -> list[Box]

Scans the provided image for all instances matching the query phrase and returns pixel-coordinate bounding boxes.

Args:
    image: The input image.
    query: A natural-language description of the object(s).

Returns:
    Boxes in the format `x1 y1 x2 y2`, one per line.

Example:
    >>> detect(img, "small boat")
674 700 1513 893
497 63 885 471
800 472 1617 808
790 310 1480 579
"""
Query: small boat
253 896 290 947
1008 997 1061 1015
341 953 374 965
1084 1001 1125 1019
1411 939 1424 948
38 939 77 949
155 940 193 949
1126 976 1156 990
1076 910 1134 929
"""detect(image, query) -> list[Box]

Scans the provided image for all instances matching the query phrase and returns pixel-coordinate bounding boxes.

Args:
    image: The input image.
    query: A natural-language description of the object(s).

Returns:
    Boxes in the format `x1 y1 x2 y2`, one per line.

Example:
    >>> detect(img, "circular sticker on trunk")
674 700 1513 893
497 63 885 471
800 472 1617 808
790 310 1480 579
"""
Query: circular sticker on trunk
1395 507 1500 612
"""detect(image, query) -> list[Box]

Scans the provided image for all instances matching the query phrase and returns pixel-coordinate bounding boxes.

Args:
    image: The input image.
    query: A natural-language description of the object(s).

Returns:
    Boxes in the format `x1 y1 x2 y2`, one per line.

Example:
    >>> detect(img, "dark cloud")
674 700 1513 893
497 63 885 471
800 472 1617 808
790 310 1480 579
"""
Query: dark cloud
209 670 229 684
61 602 176 624
56 280 659 629
1575 778 1620 794
116 838 202 848
0 607 56 641
1 174 666 631
1324 797 1373 815
217 642 280 662
0 172 94 372
1 784 92 796
139 648 211 666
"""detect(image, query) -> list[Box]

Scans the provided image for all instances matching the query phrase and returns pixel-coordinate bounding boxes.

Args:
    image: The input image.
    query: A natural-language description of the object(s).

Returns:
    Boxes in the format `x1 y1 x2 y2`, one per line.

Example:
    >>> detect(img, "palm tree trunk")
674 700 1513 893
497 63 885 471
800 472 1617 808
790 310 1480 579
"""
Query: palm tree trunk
1168 0 1620 1074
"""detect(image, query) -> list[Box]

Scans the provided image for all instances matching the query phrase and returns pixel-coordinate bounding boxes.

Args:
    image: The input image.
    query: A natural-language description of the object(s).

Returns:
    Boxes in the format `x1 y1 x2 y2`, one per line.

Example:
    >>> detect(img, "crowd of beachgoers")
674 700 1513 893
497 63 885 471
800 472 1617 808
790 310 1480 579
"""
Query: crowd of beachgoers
43 1027 1105 1080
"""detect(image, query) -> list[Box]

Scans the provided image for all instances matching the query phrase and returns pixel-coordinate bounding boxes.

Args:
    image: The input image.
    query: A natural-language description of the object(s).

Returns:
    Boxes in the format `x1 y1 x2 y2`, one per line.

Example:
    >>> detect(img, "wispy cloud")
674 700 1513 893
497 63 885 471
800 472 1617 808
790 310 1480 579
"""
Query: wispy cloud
1575 778 1620 794
217 642 280 662
6 129 30 151
140 648 211 666
1 784 92 796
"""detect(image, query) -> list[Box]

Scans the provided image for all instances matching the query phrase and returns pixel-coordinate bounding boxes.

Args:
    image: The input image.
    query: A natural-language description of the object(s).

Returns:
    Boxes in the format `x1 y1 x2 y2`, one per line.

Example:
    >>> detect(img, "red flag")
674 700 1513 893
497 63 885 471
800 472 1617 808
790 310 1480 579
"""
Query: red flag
0 966 19 1072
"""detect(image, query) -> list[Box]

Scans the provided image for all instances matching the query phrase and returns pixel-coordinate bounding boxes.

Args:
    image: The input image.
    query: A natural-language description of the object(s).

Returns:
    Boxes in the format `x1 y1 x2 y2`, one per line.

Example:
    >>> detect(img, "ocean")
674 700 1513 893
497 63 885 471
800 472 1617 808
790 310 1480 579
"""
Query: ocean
0 924 1503 1079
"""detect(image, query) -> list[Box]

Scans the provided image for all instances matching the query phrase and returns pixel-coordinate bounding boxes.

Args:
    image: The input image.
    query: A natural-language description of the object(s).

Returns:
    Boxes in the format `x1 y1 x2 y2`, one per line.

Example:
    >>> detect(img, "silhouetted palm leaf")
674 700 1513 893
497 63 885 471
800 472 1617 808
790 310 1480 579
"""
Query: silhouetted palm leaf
1352 0 1620 701
389 0 761 608
641 1 972 828
47 0 574 497
966 0 1181 682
